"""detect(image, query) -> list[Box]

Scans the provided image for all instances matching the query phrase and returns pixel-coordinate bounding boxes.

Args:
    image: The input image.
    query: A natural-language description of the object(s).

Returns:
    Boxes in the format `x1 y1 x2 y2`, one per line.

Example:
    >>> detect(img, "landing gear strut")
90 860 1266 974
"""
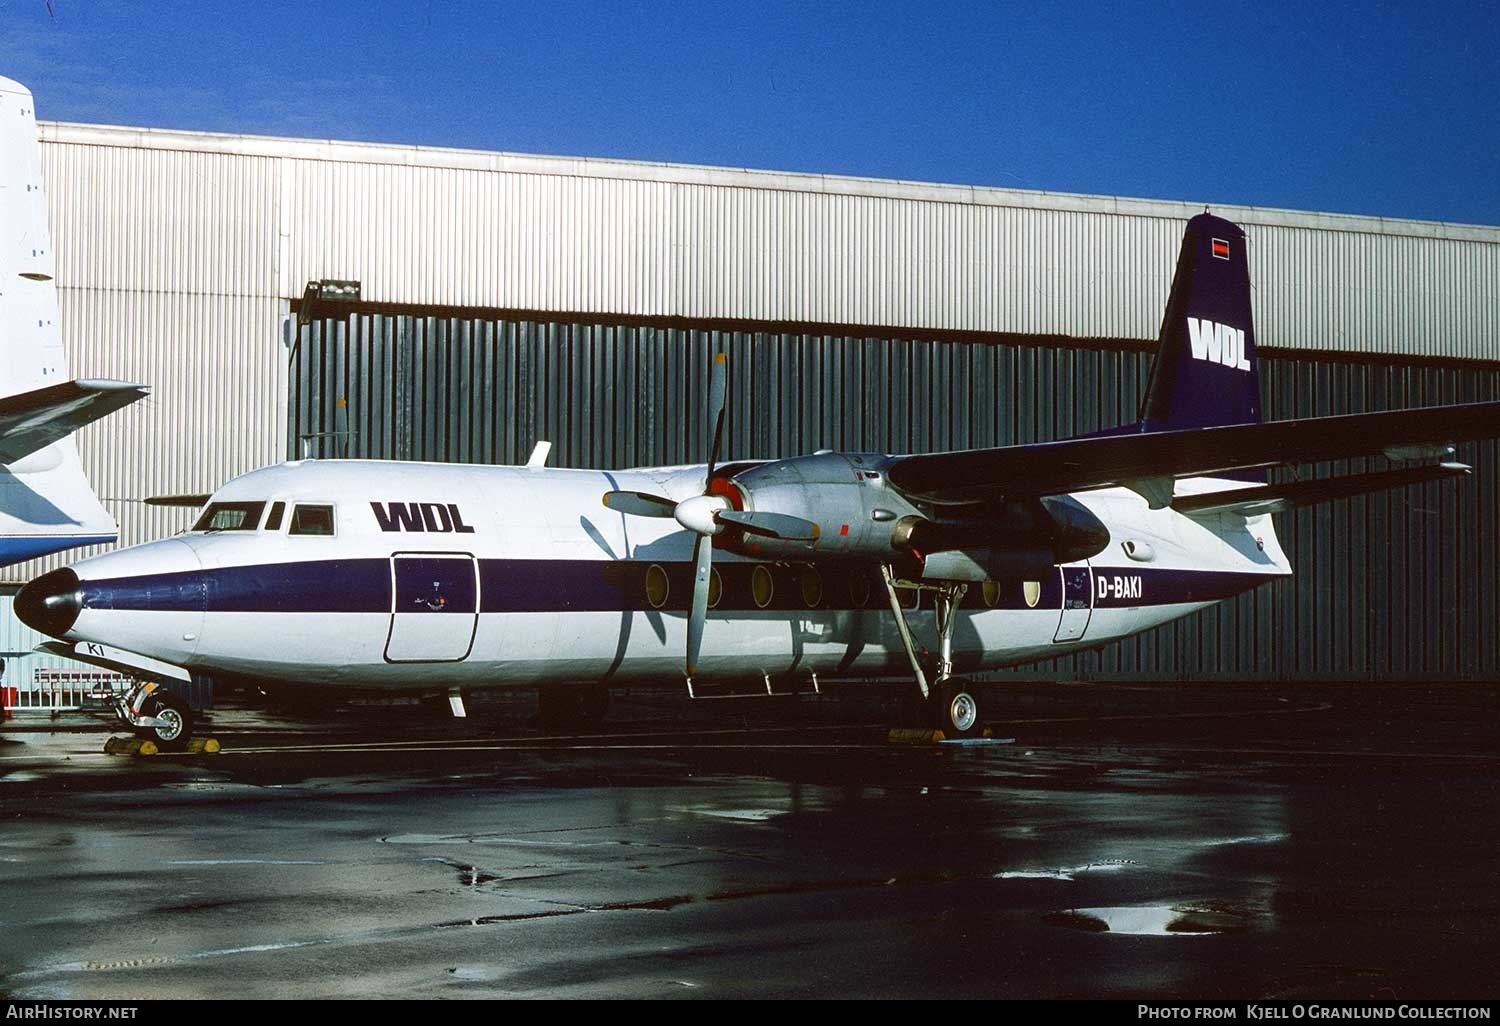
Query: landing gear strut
115 681 195 749
880 565 982 738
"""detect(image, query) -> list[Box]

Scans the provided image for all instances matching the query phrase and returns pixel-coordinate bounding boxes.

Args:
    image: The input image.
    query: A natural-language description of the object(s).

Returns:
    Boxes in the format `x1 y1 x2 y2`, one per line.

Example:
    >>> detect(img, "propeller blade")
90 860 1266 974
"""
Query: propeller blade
706 351 726 482
716 509 821 541
687 532 713 676
601 490 677 518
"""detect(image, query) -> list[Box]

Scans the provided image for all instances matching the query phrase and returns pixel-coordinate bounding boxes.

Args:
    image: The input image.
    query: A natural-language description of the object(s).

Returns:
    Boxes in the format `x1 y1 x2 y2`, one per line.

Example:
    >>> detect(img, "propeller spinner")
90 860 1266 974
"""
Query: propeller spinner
601 353 816 676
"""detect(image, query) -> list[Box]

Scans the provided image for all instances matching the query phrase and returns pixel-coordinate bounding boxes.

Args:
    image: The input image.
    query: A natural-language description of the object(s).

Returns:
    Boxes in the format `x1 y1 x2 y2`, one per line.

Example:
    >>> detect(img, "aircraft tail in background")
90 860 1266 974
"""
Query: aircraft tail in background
0 76 148 566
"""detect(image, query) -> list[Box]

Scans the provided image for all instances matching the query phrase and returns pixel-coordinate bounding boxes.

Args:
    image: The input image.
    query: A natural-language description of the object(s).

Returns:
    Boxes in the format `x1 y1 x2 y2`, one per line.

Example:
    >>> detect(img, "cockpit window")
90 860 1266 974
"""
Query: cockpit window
264 501 285 531
192 501 266 532
289 504 335 536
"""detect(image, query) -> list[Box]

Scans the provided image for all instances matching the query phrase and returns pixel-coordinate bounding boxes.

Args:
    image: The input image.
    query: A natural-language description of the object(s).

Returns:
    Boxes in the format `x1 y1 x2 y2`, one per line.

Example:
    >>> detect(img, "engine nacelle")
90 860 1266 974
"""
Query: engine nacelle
918 546 1056 583
714 452 1111 573
715 452 919 560
890 496 1109 567
1038 495 1112 564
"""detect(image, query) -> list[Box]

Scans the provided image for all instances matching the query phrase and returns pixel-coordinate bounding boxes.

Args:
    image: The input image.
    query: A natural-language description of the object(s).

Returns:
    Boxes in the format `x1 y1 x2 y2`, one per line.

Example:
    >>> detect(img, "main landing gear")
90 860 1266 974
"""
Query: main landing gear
880 565 983 738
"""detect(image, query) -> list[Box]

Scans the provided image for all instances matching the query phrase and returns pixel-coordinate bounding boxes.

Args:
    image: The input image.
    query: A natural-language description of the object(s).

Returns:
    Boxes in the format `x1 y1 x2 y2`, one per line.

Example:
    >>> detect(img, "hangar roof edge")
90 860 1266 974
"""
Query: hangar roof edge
37 120 1500 245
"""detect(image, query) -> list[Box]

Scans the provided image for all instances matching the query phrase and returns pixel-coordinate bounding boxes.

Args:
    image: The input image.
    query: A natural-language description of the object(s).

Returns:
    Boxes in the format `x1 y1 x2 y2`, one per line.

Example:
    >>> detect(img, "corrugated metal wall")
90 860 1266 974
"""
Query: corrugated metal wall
20 122 1500 682
41 122 1500 359
291 312 1500 682
29 122 1500 593
274 156 1500 359
29 135 288 585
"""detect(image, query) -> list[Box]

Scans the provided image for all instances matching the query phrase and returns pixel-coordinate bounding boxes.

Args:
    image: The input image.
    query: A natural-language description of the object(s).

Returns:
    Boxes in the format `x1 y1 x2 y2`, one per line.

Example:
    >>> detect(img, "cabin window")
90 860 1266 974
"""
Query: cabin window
799 566 823 608
847 572 872 609
645 564 670 609
981 579 1001 608
751 565 774 609
289 504 335 536
264 501 285 531
192 501 266 532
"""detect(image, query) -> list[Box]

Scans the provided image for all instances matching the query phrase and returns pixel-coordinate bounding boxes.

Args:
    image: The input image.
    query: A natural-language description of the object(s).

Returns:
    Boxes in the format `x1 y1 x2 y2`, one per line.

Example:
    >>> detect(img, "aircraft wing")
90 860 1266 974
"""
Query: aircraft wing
0 379 149 464
885 400 1500 504
1171 462 1472 517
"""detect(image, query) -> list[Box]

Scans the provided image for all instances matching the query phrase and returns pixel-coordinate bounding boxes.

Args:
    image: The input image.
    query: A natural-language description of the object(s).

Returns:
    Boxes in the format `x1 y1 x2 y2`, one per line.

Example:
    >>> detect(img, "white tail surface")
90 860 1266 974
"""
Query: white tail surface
0 77 146 566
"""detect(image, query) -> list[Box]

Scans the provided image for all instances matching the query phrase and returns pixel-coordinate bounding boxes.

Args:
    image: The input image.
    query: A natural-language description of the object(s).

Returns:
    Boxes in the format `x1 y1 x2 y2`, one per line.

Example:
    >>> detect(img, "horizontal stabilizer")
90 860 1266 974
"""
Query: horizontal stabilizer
0 379 149 464
143 493 212 509
887 400 1500 503
1173 462 1472 517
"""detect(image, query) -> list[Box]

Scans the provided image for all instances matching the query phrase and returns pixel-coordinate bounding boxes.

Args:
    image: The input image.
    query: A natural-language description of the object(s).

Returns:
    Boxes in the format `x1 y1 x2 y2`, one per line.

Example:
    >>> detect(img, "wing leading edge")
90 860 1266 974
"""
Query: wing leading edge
885 400 1500 504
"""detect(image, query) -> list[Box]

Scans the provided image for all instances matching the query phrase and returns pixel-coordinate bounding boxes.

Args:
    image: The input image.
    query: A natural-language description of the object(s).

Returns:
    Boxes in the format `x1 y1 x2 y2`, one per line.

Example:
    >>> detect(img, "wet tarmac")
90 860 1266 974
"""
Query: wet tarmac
2 682 1498 999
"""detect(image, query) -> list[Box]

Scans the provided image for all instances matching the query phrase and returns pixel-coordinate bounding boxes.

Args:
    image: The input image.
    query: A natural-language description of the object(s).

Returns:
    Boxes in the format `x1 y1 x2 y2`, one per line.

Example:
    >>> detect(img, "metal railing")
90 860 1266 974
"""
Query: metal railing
2 669 130 716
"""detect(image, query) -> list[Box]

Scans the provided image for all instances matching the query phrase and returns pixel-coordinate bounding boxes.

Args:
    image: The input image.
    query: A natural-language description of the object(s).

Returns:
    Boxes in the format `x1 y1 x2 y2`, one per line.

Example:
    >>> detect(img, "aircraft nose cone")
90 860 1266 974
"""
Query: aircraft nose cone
15 567 82 638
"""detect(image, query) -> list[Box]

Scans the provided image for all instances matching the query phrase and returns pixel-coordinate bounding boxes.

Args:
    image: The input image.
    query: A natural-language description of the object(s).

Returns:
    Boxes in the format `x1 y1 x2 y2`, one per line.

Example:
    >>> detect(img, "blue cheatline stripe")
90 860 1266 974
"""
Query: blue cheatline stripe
76 558 1284 616
0 534 115 566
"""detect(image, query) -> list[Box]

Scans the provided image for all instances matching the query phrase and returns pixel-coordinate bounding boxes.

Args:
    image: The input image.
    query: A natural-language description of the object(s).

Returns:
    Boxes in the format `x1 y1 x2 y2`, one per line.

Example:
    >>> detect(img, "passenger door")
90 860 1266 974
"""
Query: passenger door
1053 560 1094 643
385 553 480 662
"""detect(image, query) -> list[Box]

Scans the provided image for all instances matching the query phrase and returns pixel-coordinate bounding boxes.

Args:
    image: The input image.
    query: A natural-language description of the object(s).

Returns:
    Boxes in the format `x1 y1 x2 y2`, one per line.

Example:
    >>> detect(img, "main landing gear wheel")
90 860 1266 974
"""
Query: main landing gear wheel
878 565 982 738
931 680 981 738
136 691 194 749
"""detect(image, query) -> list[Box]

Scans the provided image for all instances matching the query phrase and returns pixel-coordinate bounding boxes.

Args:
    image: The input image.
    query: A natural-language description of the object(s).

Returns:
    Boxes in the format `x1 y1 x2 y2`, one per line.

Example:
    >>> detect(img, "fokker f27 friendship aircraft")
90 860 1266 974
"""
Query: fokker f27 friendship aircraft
0 77 147 565
16 212 1500 746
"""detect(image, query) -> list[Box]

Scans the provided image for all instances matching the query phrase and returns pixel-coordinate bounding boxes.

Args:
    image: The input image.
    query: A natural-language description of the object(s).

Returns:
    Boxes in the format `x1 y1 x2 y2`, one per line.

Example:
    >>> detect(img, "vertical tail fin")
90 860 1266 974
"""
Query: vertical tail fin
0 76 68 399
0 77 147 567
1138 213 1262 432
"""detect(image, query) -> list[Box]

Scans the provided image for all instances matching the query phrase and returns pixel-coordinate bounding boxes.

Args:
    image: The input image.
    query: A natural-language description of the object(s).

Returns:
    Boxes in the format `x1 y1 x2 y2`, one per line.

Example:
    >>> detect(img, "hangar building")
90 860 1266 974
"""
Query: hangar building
6 118 1499 685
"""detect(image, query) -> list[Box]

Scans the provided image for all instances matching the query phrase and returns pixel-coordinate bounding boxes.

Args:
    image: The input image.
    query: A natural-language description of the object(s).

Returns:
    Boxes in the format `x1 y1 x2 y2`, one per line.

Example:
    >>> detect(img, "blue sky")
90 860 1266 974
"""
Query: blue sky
2 1 1496 224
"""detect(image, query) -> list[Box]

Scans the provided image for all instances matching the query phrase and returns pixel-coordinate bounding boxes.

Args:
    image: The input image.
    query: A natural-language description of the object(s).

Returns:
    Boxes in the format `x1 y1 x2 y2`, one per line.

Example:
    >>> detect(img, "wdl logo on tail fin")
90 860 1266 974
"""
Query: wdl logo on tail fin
1138 213 1262 433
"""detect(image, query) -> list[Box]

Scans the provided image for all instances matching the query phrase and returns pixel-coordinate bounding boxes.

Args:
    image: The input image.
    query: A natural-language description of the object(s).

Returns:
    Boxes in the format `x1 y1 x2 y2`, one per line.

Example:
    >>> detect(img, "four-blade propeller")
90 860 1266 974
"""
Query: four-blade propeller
601 353 817 676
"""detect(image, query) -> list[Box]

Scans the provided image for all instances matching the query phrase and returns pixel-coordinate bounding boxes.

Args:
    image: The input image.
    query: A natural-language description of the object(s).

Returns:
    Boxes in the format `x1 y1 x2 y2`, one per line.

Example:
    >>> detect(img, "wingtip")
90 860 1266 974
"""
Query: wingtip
75 378 150 394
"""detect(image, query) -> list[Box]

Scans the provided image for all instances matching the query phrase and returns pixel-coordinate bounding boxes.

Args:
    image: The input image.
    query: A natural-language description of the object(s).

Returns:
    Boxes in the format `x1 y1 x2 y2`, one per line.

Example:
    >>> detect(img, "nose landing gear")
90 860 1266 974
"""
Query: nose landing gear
115 681 195 750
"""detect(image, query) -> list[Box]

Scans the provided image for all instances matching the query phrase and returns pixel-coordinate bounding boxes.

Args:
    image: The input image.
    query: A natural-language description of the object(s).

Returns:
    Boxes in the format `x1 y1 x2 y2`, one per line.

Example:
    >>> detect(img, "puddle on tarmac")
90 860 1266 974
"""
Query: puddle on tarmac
169 858 330 866
1192 833 1288 847
672 806 787 823
996 859 1136 881
1046 903 1253 936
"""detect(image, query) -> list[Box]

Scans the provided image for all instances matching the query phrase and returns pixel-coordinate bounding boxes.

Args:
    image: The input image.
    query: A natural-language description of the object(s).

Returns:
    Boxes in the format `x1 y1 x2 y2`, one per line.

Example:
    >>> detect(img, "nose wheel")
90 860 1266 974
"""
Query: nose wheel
115 681 196 750
134 691 194 749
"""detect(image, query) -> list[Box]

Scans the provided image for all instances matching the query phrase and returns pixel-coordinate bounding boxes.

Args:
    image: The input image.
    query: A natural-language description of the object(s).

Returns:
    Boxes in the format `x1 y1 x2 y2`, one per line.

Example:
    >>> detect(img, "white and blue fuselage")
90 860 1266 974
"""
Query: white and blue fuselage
26 459 1291 692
